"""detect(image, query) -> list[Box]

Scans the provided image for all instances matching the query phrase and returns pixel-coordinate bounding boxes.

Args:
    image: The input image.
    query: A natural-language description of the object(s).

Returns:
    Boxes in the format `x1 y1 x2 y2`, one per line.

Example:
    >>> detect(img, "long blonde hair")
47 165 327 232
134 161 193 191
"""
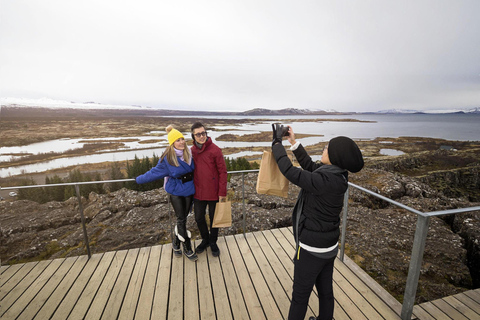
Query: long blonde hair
161 125 191 167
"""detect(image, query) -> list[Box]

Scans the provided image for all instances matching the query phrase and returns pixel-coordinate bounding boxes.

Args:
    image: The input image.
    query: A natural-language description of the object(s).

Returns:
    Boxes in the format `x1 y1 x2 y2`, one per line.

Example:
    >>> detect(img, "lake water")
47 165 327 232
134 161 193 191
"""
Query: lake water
1 113 479 177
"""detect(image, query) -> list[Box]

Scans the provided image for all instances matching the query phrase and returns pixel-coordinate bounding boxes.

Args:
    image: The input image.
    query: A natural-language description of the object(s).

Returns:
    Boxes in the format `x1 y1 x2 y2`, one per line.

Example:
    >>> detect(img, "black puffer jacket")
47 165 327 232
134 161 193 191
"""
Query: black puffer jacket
272 143 348 249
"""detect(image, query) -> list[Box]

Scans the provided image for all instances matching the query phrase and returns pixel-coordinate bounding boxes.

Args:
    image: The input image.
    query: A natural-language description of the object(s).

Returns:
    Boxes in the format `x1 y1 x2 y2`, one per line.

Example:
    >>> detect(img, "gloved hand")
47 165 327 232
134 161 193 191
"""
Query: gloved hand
272 123 284 146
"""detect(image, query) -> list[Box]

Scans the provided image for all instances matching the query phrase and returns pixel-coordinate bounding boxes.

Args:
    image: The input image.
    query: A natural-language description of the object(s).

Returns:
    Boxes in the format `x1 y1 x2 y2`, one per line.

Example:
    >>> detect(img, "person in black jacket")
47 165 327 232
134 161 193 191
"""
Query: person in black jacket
271 124 364 320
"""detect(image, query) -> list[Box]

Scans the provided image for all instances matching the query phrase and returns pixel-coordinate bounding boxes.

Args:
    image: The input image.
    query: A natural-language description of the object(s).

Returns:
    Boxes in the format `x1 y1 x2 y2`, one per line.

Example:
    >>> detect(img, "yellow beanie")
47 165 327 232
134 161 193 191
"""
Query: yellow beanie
166 125 184 145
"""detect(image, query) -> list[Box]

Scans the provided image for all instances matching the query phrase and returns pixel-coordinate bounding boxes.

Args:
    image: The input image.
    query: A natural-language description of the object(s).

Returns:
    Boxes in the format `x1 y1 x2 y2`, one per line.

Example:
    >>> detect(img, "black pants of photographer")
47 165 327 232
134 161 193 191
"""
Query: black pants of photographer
170 194 193 240
193 199 219 244
288 247 336 320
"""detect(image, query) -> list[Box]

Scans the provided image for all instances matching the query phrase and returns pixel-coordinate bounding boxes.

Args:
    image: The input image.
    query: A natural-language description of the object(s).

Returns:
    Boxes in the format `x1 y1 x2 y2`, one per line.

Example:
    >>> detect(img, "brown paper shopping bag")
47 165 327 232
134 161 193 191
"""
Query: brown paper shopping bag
212 200 232 228
256 150 289 198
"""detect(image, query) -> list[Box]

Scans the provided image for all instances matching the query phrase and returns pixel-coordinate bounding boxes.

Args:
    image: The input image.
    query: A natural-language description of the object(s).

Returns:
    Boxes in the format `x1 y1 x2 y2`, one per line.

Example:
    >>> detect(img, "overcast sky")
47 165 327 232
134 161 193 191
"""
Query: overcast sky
1 1 479 112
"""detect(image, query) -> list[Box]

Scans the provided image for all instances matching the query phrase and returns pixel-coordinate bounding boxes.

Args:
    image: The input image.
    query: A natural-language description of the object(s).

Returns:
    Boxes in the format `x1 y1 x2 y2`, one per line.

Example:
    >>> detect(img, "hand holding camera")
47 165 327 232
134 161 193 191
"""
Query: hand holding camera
271 123 291 146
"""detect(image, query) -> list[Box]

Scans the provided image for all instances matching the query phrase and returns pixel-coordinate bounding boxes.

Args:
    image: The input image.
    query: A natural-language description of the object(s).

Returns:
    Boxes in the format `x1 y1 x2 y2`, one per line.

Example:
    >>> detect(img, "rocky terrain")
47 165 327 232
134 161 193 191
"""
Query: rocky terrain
1 159 479 304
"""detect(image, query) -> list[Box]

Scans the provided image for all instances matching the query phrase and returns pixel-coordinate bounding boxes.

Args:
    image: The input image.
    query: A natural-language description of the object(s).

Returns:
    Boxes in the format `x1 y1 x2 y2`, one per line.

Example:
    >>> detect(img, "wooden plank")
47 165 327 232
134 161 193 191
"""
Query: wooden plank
452 291 480 314
63 251 115 320
209 252 234 320
49 253 105 320
118 246 151 320
0 260 51 316
417 301 451 320
257 230 293 290
216 236 249 320
34 255 89 320
196 239 215 320
151 243 172 320
168 245 184 319
13 256 79 320
332 284 368 320
334 258 401 319
0 265 9 275
0 263 24 288
235 233 282 319
82 250 129 320
184 241 199 320
225 234 265 319
2 258 64 319
432 298 469 320
412 305 437 320
0 261 39 302
201 240 232 320
248 231 291 319
342 254 403 316
100 248 140 319
134 245 162 320
464 289 480 305
443 295 479 320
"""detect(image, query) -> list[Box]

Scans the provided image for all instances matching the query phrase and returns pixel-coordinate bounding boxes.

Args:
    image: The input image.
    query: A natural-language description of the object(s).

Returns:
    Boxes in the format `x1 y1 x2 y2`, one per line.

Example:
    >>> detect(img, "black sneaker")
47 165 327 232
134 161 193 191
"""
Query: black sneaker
195 240 210 254
172 236 182 257
210 242 220 257
183 239 198 262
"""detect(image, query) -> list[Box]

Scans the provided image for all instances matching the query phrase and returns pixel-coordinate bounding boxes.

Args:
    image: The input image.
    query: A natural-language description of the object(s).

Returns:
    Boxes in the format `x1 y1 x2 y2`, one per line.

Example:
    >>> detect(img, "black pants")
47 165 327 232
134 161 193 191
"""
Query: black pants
194 199 219 244
169 194 193 240
288 247 336 320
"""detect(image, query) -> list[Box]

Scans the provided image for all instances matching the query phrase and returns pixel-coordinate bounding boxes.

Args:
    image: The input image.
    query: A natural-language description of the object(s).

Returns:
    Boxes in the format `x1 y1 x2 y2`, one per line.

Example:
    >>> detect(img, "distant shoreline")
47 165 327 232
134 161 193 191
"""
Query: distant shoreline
2 105 479 118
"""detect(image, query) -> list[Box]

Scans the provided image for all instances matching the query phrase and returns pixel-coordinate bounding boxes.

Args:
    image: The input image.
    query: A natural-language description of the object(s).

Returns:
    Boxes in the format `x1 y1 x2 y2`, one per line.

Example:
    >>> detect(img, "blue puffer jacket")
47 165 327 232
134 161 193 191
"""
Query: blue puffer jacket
136 157 195 197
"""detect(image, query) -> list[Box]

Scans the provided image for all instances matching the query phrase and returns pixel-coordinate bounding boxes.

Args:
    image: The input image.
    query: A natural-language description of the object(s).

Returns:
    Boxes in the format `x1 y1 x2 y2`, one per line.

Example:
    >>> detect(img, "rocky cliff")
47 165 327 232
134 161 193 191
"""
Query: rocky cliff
1 168 479 304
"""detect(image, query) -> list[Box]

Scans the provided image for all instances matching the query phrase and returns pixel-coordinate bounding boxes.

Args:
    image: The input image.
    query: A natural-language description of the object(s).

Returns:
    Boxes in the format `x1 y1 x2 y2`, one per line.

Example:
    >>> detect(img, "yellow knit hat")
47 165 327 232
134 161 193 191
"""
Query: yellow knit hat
166 125 184 145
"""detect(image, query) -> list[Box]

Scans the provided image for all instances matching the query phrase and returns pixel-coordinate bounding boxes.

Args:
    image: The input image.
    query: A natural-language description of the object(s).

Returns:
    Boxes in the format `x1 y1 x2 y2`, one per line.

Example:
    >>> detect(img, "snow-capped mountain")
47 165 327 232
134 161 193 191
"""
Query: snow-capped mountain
0 97 149 110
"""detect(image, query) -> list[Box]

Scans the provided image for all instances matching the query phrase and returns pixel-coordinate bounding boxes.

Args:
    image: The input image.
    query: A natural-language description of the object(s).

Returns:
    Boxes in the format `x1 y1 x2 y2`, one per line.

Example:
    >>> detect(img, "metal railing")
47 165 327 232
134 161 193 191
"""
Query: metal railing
2 171 479 320
339 183 480 320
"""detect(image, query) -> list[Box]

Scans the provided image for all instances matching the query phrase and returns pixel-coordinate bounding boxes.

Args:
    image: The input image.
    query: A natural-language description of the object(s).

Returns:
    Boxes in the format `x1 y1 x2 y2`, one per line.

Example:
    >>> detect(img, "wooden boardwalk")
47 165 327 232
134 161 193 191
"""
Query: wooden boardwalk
1 227 479 320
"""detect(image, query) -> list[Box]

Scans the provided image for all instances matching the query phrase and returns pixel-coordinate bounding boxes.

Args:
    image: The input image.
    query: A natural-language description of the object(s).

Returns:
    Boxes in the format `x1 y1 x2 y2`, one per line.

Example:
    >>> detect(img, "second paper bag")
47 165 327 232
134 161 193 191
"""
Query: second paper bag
212 200 232 228
256 150 289 198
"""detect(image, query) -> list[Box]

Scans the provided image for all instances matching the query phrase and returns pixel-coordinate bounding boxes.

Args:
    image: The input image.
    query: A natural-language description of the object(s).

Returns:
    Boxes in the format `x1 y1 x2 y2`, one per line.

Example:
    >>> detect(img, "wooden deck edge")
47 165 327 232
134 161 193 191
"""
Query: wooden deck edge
341 254 406 317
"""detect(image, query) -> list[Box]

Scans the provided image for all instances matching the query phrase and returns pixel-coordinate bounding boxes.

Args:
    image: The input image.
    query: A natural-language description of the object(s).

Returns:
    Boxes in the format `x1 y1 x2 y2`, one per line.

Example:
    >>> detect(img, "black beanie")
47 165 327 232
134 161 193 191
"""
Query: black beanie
328 136 364 173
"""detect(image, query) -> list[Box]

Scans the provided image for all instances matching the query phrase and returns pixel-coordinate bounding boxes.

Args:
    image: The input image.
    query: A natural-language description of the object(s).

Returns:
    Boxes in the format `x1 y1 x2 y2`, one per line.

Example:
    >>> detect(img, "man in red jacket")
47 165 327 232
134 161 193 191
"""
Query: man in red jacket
190 122 228 257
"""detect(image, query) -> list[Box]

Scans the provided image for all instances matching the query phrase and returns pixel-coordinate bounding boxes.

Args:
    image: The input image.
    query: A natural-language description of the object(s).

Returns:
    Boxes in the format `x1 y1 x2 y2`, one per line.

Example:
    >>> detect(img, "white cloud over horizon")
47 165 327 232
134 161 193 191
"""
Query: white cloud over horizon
1 0 479 112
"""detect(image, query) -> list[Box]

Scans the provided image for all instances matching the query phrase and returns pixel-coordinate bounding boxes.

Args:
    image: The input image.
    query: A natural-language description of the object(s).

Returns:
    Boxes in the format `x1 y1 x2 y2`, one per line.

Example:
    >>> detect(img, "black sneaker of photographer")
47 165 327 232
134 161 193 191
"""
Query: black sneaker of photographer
210 242 220 257
195 240 209 254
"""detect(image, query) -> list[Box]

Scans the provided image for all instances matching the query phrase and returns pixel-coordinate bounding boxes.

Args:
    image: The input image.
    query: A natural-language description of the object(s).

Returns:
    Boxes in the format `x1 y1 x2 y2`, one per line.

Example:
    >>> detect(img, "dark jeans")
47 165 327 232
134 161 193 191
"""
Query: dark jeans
288 247 336 320
169 194 193 240
194 199 219 244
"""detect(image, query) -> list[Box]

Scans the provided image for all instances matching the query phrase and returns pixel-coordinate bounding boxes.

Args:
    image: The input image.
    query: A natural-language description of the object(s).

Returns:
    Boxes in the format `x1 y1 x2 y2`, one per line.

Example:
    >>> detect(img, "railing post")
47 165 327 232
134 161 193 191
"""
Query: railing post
401 214 430 320
339 186 349 262
242 172 246 237
75 184 91 259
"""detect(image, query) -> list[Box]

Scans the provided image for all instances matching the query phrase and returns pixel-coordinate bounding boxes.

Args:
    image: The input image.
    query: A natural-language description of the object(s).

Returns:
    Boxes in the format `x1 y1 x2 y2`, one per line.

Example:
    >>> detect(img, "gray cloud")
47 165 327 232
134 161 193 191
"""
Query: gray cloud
1 0 479 112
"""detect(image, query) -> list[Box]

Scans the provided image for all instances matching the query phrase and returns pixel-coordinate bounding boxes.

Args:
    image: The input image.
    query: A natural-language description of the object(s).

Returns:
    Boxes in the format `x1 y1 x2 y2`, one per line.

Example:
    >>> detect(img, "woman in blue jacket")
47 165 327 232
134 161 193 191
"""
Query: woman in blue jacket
136 125 197 261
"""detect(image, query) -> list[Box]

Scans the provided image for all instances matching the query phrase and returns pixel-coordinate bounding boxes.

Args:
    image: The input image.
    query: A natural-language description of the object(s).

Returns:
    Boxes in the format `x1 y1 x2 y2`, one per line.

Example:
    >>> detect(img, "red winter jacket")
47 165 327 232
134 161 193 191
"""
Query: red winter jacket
191 137 227 200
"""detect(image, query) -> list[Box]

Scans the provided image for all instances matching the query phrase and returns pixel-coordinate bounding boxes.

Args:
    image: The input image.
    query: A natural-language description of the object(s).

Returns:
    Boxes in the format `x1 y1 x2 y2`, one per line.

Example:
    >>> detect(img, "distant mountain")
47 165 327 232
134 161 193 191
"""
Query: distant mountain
0 98 345 116
376 107 480 114
1 97 478 116
376 109 425 114
241 107 334 115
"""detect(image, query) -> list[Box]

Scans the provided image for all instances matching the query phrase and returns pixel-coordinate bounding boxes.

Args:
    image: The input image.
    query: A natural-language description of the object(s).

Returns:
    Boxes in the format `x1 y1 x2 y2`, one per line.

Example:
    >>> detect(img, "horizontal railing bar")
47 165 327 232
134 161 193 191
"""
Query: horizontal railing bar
0 170 260 190
1 179 136 190
2 171 477 219
347 182 428 217
425 206 480 217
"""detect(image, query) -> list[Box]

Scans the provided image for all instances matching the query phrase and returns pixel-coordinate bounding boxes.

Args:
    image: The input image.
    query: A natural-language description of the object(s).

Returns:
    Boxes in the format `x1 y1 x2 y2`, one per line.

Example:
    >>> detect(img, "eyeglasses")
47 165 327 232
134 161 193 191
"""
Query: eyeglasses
194 131 207 138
